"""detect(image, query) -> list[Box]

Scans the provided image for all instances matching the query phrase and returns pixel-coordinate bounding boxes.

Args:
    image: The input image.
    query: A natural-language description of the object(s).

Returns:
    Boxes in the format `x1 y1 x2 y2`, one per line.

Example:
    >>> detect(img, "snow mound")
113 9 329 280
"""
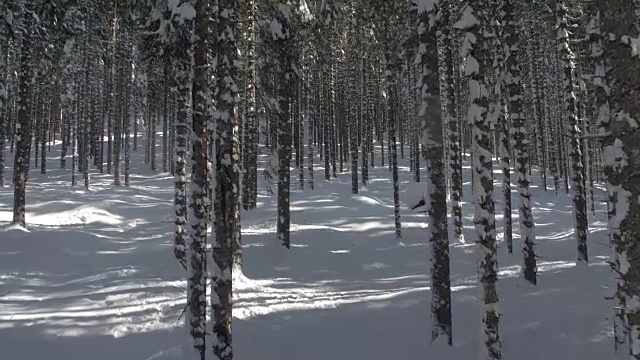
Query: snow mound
351 195 385 206
233 272 339 319
30 203 123 226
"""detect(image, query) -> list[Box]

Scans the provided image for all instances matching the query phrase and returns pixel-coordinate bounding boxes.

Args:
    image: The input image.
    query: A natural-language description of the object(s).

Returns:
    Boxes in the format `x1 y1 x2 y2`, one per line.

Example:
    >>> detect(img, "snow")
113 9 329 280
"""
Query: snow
465 56 479 76
0 141 618 360
298 0 312 21
172 2 196 22
621 35 640 58
604 138 628 173
414 0 439 13
453 5 479 30
596 102 610 127
4 8 13 26
270 5 292 40
63 39 75 55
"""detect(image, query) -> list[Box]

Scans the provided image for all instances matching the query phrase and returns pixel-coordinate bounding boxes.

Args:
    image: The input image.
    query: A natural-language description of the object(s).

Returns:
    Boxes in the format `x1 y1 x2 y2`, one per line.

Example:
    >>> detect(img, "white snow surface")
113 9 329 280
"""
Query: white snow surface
0 141 616 359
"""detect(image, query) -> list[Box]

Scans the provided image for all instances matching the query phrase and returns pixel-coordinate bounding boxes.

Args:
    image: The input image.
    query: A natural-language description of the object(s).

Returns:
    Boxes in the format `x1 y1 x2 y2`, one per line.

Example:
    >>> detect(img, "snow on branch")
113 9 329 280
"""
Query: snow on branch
414 0 439 14
621 35 640 58
453 5 478 30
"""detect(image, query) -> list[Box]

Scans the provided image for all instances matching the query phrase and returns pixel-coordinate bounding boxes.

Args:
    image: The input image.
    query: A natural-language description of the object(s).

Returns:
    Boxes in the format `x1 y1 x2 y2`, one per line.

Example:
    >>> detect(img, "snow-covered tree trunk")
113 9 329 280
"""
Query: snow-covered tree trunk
150 94 157 172
317 3 335 180
77 42 88 188
492 0 513 254
104 33 113 175
241 0 258 210
162 0 193 269
12 28 34 227
162 57 169 173
598 0 640 357
438 1 464 244
456 1 502 358
307 61 315 190
322 70 331 181
172 14 191 269
113 23 124 186
132 66 139 155
361 35 370 187
418 0 452 344
123 47 131 187
82 45 91 188
544 31 560 193
381 0 402 242
41 86 50 175
71 62 79 187
189 0 209 357
168 94 175 175
587 7 626 350
409 63 419 183
557 1 589 264
274 3 294 249
0 42 7 187
387 78 402 241
298 70 305 190
212 0 241 358
504 0 537 283
350 25 359 194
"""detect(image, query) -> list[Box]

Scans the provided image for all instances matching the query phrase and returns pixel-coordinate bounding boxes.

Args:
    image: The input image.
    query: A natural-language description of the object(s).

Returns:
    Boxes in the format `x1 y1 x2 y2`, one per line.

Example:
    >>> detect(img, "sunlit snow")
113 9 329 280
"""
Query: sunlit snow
0 141 617 360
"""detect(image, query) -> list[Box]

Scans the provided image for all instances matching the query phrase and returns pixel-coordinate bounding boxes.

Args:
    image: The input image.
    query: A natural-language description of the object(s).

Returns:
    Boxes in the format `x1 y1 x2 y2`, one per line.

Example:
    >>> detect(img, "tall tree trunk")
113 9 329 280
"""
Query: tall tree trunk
113 25 123 186
440 2 464 244
599 0 640 357
213 1 242 358
172 7 193 271
12 31 34 227
558 1 589 264
241 0 258 210
162 56 169 173
385 54 402 241
189 0 209 357
274 4 294 249
505 0 537 283
123 48 131 187
0 42 8 187
459 1 502 358
421 3 452 343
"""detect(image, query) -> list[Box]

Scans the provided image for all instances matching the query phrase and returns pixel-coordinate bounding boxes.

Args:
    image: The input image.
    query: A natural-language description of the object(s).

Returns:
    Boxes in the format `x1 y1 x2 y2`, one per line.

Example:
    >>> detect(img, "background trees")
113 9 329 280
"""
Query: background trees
0 0 639 358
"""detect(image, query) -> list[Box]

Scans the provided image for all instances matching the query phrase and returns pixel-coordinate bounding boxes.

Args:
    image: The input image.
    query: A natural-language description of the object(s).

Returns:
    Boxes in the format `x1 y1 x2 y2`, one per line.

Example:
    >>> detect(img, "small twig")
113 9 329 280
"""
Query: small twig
176 302 190 323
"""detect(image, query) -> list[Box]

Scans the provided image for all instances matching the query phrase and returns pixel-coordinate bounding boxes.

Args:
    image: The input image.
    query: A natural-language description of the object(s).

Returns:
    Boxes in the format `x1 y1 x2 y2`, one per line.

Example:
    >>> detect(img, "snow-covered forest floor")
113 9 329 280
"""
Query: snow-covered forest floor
0 141 616 360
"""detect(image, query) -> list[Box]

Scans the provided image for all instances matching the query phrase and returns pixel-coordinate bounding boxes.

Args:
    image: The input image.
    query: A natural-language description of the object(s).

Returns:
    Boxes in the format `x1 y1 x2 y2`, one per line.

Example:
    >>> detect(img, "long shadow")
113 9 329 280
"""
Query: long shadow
235 148 614 360
0 145 186 360
0 142 616 360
